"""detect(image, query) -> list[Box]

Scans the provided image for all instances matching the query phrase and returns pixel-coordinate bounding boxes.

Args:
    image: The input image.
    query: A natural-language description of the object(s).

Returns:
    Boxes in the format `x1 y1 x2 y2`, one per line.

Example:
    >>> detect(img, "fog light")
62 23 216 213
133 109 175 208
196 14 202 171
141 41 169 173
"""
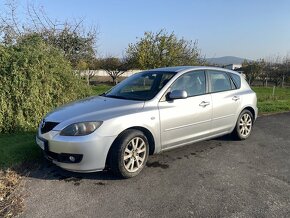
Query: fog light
69 156 76 162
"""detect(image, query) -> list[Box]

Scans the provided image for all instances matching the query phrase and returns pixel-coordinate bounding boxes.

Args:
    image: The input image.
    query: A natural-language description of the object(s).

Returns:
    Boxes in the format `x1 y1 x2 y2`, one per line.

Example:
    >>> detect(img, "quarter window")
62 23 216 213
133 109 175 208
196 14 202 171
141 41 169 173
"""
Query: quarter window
230 73 241 89
171 71 206 97
208 71 232 92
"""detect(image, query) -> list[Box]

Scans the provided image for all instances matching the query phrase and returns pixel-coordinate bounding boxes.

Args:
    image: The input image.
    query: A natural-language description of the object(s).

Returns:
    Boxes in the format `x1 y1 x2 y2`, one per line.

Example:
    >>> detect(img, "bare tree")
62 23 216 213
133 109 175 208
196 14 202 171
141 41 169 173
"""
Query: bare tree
100 56 129 84
0 1 98 68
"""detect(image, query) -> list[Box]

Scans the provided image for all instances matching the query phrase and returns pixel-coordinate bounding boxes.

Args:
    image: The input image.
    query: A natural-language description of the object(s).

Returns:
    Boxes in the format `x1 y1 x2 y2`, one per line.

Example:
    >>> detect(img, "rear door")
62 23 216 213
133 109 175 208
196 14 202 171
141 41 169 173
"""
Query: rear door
158 70 212 149
207 70 241 134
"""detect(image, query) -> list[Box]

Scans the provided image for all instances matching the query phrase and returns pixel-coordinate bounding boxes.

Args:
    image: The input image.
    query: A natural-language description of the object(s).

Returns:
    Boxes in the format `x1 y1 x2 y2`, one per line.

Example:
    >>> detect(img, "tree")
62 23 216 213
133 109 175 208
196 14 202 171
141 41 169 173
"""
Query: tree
0 1 98 68
241 60 263 85
76 59 95 85
126 29 204 69
256 59 268 86
264 56 290 87
100 57 128 84
281 56 290 87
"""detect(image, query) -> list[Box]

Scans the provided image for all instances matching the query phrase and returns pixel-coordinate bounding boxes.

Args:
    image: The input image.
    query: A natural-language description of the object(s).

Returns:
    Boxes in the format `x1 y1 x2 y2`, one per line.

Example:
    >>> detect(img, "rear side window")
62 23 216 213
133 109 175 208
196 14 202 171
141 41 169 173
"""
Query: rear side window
230 73 241 89
208 71 232 92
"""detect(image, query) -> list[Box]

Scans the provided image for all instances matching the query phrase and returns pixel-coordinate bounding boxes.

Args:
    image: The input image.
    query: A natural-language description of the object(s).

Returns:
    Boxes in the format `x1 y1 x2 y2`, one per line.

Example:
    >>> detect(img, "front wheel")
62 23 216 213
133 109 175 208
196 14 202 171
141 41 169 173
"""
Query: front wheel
232 109 253 140
109 129 149 178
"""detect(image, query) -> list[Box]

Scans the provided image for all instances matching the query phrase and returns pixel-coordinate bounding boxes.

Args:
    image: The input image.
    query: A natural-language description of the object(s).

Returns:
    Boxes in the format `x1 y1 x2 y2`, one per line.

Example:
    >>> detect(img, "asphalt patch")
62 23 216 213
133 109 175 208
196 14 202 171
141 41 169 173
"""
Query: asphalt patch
146 161 169 169
94 182 106 186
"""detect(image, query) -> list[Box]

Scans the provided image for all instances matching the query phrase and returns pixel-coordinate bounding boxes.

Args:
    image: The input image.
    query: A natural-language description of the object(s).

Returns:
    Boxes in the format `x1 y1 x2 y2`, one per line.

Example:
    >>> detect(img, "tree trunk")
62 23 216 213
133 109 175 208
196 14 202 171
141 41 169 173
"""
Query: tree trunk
112 76 118 85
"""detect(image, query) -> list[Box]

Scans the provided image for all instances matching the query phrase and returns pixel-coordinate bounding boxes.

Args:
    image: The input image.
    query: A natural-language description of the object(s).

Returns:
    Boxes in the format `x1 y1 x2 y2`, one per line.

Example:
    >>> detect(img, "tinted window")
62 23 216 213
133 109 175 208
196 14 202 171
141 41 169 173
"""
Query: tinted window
171 71 206 97
230 73 241 89
209 71 232 92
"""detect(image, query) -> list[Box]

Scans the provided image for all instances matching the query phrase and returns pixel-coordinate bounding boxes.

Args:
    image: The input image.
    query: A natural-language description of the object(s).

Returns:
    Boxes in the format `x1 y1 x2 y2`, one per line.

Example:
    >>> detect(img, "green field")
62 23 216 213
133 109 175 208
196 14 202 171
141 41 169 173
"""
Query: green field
0 85 289 169
253 87 290 113
0 132 41 169
91 84 113 95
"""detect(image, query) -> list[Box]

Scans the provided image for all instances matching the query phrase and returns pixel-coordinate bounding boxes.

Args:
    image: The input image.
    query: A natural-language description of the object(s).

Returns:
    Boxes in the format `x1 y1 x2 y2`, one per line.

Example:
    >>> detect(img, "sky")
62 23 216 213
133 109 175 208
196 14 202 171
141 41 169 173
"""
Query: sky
1 0 290 60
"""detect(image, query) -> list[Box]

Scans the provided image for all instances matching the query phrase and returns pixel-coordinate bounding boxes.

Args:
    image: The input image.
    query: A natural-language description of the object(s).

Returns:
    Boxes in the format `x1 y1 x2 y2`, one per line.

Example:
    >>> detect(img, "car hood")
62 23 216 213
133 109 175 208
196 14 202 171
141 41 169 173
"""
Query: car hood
44 96 145 123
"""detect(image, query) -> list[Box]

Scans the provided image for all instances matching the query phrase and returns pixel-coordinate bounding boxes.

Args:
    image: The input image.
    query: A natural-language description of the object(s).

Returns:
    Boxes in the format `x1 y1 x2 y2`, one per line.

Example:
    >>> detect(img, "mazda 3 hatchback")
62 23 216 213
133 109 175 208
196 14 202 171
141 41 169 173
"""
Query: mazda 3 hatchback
36 66 258 178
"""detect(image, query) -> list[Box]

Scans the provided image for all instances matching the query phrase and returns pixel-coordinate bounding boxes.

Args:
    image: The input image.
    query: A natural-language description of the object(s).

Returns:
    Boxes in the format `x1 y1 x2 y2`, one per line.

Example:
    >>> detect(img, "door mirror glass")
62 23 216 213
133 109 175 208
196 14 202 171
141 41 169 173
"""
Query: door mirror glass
169 90 188 100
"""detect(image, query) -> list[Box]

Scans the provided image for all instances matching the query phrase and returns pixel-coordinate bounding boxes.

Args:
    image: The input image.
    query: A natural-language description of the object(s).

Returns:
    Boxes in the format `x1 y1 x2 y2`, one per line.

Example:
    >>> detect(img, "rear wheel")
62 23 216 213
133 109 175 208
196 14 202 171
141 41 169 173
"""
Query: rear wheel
232 109 253 140
110 129 149 178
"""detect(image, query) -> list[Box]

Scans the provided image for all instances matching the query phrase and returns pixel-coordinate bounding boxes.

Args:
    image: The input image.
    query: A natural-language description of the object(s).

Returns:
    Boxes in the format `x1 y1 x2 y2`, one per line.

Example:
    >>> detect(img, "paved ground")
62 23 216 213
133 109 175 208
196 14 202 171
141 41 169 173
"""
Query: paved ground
20 112 290 218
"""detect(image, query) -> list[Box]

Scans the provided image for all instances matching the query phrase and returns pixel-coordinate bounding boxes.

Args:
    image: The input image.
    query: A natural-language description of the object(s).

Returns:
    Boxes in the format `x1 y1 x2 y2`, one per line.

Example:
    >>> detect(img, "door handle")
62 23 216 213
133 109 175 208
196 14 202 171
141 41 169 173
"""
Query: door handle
199 101 210 107
232 96 240 101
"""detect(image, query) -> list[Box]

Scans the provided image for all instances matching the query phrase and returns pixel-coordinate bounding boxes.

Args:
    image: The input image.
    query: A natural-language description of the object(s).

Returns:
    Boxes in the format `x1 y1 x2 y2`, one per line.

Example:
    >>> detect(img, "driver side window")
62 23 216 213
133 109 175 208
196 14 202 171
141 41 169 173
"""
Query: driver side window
171 71 206 97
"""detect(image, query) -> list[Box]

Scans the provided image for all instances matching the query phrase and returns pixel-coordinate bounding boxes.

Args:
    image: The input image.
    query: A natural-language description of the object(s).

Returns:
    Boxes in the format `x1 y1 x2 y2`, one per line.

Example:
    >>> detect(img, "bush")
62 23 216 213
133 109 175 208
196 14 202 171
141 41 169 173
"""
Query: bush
0 35 92 133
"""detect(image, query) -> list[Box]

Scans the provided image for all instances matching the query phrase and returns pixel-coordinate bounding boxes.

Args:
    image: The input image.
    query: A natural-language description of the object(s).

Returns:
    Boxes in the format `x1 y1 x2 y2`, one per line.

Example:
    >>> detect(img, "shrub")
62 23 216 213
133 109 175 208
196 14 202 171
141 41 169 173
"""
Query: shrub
0 35 92 133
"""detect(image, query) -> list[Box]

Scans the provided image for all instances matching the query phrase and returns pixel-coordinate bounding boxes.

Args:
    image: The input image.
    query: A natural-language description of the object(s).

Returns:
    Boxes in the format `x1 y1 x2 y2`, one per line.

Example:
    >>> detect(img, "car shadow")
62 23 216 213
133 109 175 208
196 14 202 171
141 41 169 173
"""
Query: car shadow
24 159 121 181
20 134 234 182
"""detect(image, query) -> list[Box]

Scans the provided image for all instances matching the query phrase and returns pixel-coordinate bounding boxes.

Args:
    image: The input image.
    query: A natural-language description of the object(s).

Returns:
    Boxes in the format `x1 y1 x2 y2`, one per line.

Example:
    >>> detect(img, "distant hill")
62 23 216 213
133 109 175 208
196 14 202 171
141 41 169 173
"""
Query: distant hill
206 56 250 65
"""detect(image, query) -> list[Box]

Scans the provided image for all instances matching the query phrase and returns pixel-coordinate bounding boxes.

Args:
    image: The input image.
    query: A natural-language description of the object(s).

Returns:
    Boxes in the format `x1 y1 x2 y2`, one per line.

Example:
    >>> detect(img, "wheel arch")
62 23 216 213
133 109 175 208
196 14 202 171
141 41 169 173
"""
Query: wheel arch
105 126 156 167
242 106 256 121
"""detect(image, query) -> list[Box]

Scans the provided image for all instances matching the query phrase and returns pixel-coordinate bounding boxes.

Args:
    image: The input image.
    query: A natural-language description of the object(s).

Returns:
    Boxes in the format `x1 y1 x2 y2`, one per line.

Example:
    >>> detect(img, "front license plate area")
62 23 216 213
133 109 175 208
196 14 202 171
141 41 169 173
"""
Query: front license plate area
36 136 48 151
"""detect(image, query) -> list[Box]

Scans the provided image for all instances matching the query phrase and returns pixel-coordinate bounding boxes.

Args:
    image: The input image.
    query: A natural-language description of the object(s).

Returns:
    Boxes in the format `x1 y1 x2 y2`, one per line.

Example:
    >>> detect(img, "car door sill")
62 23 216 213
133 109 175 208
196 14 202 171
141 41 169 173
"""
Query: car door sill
161 131 230 152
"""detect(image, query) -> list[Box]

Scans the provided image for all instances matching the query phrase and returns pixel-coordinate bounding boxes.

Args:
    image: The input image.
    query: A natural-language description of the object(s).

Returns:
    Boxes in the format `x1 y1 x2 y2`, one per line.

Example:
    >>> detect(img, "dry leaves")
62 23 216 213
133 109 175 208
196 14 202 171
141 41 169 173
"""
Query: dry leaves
0 169 24 218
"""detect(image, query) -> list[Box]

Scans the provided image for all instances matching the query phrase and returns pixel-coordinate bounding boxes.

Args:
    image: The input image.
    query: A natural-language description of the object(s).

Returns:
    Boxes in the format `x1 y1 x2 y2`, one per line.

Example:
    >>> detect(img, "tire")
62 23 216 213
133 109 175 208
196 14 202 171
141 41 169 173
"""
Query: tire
232 109 254 140
109 129 149 178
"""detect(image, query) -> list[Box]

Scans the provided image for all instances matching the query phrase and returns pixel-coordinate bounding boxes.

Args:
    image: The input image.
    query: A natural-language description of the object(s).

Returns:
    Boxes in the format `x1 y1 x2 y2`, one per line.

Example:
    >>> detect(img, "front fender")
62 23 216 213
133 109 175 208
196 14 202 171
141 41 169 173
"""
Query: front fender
96 108 161 153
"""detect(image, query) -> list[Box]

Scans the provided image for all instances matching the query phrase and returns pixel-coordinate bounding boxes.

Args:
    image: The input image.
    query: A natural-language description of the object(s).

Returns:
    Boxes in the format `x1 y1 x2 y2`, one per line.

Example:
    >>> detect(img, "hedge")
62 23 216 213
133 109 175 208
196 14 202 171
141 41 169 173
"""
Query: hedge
0 35 91 133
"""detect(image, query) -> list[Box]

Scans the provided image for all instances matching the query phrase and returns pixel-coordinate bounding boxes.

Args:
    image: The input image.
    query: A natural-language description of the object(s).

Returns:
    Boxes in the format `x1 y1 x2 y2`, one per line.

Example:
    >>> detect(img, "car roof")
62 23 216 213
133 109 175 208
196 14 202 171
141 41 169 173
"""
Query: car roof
149 66 240 75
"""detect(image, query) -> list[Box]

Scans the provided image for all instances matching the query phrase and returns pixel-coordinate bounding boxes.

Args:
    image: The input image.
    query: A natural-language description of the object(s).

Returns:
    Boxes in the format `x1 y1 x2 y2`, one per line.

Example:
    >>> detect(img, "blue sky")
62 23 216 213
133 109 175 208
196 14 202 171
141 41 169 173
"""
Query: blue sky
1 0 290 59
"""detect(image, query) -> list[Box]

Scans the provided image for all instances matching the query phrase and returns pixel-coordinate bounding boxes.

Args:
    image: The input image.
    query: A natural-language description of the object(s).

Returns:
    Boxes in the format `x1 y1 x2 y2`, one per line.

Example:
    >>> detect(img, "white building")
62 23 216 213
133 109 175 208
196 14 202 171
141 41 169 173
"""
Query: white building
79 69 141 77
224 64 242 70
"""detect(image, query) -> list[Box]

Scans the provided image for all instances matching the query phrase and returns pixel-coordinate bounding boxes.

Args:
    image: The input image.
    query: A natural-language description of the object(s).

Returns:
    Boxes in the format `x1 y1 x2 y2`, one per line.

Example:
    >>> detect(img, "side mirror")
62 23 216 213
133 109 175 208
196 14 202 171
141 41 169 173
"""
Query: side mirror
169 90 188 100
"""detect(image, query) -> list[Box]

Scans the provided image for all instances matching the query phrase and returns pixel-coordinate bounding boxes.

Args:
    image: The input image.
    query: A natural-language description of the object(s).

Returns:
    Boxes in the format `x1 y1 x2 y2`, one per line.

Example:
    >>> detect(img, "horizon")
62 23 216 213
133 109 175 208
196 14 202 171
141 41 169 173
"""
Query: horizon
1 0 290 60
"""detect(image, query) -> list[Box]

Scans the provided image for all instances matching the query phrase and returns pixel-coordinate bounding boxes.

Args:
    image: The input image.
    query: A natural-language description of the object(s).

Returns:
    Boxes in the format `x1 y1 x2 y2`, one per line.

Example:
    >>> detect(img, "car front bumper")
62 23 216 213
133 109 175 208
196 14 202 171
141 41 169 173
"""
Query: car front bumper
36 130 116 172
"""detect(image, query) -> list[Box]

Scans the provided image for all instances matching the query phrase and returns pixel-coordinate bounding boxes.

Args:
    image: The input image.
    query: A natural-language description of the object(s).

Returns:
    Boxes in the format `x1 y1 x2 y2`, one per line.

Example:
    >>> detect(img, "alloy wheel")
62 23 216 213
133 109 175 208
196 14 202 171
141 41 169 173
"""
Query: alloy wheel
239 113 252 137
123 137 147 173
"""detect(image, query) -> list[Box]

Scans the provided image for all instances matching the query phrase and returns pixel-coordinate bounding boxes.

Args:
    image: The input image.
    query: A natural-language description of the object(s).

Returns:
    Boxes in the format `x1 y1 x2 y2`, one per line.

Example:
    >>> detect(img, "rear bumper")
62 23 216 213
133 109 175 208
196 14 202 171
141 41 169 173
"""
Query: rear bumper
254 106 258 121
36 131 116 172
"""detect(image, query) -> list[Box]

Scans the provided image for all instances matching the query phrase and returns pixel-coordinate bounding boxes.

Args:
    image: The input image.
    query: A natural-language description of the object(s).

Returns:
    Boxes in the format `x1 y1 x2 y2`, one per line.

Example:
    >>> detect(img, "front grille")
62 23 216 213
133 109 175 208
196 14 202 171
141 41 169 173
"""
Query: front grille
41 121 59 134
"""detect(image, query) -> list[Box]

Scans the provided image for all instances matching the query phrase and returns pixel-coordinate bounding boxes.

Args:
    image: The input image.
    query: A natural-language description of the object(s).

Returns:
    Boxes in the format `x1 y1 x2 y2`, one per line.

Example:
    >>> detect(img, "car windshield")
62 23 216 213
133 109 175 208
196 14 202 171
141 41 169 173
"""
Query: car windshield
104 71 176 101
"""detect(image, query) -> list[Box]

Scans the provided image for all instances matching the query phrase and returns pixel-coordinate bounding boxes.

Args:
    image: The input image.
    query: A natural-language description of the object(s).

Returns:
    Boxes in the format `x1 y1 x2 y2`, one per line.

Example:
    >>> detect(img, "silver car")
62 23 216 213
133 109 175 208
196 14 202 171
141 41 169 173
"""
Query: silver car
36 66 258 178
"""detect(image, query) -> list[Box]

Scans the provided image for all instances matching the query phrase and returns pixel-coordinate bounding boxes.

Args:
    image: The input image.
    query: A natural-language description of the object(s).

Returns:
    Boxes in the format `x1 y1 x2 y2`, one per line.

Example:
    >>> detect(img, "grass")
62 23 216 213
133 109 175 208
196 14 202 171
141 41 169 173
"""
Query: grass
0 132 41 169
252 86 290 113
91 84 113 95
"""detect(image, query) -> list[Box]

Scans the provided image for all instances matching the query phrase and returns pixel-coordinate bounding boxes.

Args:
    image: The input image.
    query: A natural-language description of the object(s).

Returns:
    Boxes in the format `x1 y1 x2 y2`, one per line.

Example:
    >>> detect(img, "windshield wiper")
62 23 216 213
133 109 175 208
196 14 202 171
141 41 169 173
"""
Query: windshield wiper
105 95 143 101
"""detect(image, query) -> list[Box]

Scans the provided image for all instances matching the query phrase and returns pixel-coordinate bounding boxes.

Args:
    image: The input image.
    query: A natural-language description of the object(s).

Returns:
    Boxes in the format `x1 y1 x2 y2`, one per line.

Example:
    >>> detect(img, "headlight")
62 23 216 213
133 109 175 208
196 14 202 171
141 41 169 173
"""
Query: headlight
60 121 102 136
